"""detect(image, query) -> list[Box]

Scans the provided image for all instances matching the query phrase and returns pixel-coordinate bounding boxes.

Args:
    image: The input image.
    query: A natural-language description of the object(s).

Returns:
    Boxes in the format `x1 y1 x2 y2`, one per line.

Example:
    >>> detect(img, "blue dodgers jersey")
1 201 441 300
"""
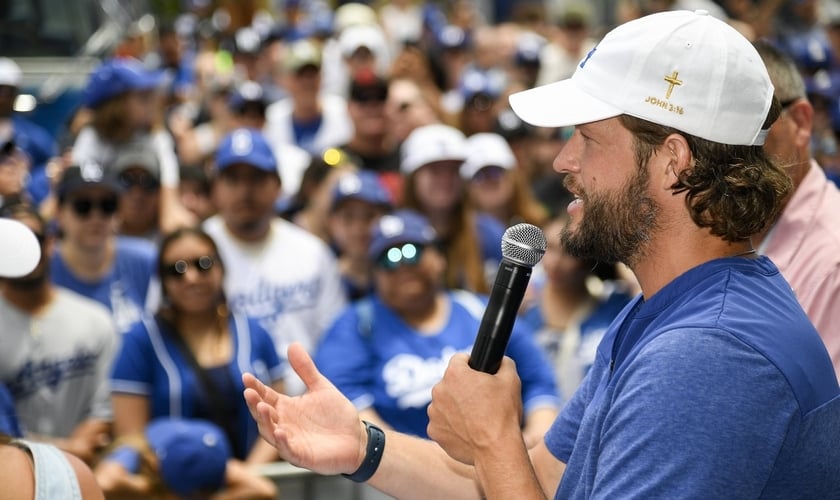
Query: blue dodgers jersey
315 291 560 438
546 256 840 499
110 314 285 459
50 236 156 334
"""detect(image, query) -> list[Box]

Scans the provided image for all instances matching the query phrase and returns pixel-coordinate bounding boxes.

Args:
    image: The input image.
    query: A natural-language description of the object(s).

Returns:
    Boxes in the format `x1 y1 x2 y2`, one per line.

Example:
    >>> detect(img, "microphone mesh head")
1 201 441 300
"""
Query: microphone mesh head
501 223 546 267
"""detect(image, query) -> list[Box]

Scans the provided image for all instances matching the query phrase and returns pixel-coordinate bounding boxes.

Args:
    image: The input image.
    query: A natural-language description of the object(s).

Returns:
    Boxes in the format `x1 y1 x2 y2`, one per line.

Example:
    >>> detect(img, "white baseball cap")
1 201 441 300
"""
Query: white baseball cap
509 10 774 146
0 218 41 278
339 25 388 59
0 58 22 87
400 124 468 175
461 133 516 180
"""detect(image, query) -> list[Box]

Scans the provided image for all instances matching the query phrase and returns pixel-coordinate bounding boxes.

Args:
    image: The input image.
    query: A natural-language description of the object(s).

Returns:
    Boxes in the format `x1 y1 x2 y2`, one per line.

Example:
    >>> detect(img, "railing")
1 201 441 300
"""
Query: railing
253 462 396 500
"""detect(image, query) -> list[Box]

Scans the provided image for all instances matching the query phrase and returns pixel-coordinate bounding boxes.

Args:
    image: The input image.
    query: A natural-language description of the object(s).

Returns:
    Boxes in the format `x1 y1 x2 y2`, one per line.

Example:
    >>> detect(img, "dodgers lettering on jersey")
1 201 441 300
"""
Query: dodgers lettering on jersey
382 347 461 409
228 276 322 329
109 281 145 334
6 350 100 399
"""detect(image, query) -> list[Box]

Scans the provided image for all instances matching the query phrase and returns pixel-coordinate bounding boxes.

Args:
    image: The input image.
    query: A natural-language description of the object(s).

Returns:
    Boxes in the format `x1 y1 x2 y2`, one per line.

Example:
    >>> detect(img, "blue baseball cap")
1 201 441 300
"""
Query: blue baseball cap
368 209 437 260
331 171 393 211
215 128 278 174
146 418 231 496
83 58 162 108
459 69 506 102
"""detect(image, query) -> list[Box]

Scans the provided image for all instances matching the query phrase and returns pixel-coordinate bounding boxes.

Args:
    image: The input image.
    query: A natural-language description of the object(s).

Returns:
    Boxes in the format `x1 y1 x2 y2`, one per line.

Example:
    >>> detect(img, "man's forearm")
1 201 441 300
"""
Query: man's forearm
368 431 483 500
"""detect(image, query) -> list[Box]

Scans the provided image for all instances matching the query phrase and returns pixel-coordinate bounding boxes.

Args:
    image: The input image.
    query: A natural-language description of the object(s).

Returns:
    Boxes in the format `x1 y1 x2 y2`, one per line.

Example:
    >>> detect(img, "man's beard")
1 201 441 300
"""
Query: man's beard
7 271 48 290
561 165 659 266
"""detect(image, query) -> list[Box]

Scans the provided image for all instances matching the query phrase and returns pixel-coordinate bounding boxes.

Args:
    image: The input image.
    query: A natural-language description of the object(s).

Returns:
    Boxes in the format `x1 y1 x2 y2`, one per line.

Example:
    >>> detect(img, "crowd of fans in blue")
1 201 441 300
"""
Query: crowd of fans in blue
1 0 839 497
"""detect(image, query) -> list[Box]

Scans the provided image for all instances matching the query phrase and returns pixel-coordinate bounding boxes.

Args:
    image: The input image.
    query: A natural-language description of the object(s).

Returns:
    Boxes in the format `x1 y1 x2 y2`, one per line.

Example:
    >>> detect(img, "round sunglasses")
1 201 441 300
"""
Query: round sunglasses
162 255 217 280
376 243 424 270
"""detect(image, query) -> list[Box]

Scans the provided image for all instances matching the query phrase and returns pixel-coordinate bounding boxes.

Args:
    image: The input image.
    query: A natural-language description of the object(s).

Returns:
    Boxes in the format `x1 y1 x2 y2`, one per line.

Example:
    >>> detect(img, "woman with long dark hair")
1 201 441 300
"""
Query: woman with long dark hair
110 227 284 464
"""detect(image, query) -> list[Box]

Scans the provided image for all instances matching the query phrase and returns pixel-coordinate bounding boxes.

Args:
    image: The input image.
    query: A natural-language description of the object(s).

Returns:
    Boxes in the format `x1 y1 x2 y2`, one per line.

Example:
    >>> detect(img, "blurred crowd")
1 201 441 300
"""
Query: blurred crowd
1 0 839 497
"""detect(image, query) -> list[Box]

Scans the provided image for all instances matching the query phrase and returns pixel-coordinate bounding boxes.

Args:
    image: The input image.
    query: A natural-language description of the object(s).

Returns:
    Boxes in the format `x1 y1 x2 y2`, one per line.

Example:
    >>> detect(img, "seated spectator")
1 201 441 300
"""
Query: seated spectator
287 149 358 243
0 58 59 208
315 210 560 447
178 165 215 223
94 418 276 499
520 214 634 397
168 75 234 168
462 132 548 227
327 170 393 300
0 138 31 205
112 138 162 242
50 165 157 335
229 80 269 131
0 201 117 463
73 58 195 234
204 129 347 397
400 124 505 293
110 227 284 463
455 68 507 136
0 212 102 498
1 433 104 500
338 70 402 181
264 39 352 156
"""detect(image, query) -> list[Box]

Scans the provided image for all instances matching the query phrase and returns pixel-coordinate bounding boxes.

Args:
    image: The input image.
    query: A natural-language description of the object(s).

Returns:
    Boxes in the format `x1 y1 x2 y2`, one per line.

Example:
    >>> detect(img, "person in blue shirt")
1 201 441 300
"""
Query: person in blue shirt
242 11 840 499
520 214 634 398
50 164 156 335
399 124 506 294
110 227 284 464
326 170 393 301
0 58 60 207
315 210 560 446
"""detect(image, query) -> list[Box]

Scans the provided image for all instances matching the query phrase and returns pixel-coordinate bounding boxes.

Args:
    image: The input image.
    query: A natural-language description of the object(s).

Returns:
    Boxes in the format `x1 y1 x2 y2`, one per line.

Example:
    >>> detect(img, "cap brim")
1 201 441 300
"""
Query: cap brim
508 79 623 128
0 219 41 278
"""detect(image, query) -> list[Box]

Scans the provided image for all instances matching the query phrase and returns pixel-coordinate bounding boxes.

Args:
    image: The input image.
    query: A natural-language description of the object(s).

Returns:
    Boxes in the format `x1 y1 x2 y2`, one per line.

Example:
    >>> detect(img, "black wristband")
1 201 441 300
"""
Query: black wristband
342 420 385 483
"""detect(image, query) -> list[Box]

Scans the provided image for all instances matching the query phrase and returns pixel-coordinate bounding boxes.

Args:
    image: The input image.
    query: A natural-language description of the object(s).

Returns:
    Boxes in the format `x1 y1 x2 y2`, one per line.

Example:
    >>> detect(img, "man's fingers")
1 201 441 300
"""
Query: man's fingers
243 372 280 406
288 342 329 391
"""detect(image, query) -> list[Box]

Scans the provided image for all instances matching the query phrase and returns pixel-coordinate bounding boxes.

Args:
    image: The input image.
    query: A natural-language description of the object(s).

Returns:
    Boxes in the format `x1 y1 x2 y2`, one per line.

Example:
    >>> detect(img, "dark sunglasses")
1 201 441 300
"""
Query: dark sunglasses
162 255 216 280
119 171 159 192
70 196 119 217
376 243 424 270
353 92 387 105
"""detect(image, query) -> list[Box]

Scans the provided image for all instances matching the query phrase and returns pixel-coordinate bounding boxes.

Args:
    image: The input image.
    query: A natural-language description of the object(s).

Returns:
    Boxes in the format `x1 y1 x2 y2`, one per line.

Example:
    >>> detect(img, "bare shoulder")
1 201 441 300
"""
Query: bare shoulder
63 451 106 500
0 444 35 499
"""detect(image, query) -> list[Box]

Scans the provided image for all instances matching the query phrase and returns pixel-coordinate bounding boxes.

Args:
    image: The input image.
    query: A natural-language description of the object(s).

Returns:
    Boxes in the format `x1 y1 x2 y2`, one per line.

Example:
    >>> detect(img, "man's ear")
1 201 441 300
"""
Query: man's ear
785 99 814 150
660 134 692 190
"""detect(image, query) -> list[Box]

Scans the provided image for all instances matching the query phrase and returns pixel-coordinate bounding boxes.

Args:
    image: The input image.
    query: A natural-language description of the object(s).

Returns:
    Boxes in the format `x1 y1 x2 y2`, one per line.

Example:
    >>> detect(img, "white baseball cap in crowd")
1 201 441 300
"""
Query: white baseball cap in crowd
400 124 468 175
0 58 23 88
509 10 774 146
461 133 516 180
339 25 388 60
0 218 40 278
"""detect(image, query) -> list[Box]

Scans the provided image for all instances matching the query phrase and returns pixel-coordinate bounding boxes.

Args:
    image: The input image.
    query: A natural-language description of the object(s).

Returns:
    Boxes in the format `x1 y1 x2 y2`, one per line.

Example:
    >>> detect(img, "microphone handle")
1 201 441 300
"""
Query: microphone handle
469 260 533 374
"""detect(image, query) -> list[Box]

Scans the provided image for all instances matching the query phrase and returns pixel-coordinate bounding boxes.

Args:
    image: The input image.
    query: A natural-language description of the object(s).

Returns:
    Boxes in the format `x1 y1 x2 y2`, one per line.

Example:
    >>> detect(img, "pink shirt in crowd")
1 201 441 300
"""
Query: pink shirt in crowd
761 161 840 381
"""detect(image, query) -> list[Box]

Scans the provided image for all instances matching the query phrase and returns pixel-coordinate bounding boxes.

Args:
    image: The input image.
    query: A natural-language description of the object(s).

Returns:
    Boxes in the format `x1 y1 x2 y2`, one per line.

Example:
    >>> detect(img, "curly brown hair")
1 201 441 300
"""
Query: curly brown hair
618 102 792 242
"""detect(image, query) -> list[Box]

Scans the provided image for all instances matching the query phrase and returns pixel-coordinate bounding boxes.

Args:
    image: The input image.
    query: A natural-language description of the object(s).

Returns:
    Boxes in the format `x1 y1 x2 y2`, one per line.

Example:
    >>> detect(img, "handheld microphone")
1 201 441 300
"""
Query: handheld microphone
469 223 546 374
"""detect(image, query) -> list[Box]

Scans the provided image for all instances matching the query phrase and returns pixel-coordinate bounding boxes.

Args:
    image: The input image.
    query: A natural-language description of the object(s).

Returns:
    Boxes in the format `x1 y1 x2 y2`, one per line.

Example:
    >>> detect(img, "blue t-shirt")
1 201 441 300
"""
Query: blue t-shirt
109 314 285 459
315 291 560 438
50 236 156 334
546 256 840 499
